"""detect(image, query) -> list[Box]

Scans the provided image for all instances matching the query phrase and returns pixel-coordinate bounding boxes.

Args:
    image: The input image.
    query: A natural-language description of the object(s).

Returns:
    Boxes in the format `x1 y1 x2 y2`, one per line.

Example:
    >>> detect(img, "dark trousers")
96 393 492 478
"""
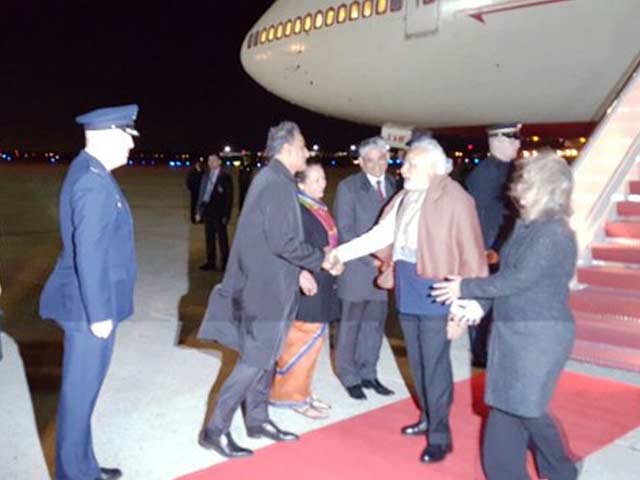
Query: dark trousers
468 309 491 363
335 300 388 387
204 217 229 269
483 408 577 480
56 328 116 480
206 361 274 435
399 313 453 446
189 191 199 223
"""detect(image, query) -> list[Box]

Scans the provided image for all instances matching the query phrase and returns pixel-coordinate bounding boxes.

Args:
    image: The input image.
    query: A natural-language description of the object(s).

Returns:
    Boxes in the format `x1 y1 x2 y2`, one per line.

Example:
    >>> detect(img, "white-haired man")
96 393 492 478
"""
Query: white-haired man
333 138 487 464
333 137 397 400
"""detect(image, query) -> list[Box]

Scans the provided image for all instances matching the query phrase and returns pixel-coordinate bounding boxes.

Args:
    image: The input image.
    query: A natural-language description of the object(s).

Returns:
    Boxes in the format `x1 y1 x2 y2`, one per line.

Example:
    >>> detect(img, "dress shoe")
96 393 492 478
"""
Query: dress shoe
96 467 122 480
199 431 253 458
362 378 395 396
420 444 452 464
346 384 367 400
401 419 428 436
247 420 299 442
199 263 215 271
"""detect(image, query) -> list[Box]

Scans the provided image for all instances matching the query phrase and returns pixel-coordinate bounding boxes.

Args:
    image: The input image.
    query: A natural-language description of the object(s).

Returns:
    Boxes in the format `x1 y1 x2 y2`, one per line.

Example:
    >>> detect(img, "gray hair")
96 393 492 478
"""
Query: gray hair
510 149 573 221
408 137 448 175
265 121 301 158
358 136 388 158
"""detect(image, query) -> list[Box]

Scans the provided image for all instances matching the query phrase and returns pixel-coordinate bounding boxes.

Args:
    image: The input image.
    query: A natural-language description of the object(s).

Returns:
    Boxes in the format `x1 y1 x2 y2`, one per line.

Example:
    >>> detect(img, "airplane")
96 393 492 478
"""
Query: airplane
239 0 640 133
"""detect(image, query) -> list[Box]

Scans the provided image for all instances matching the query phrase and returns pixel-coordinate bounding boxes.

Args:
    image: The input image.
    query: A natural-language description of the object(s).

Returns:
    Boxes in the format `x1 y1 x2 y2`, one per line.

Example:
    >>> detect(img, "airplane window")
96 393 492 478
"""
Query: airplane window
260 28 268 44
376 0 388 14
285 19 293 37
350 2 360 21
337 4 348 23
268 25 276 42
363 0 373 17
390 0 403 12
253 31 259 47
303 13 313 32
294 17 302 35
276 23 284 39
247 33 253 49
314 10 324 29
326 7 336 26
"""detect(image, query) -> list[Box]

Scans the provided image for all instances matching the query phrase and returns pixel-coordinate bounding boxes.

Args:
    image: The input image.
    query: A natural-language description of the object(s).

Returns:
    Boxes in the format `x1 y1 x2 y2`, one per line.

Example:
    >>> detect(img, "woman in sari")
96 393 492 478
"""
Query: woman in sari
270 160 340 419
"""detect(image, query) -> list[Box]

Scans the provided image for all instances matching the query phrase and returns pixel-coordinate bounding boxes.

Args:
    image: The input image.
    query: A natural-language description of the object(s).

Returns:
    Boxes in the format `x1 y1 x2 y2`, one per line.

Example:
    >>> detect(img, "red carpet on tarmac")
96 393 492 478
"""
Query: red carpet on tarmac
178 372 640 480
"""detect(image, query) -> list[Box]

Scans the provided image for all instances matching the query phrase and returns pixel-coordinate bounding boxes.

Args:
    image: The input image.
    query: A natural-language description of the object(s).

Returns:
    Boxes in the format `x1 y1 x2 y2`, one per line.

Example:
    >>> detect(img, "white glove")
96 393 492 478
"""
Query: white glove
450 300 484 326
90 319 114 339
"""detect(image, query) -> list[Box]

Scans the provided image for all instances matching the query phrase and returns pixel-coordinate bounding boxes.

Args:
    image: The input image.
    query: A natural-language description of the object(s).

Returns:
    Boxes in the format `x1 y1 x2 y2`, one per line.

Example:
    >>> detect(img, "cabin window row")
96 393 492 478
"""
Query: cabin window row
246 0 404 50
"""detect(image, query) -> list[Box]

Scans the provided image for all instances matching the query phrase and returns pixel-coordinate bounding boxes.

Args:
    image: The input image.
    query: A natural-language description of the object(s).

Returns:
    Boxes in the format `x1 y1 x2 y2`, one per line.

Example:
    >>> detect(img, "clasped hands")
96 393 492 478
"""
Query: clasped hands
431 276 484 340
322 248 344 276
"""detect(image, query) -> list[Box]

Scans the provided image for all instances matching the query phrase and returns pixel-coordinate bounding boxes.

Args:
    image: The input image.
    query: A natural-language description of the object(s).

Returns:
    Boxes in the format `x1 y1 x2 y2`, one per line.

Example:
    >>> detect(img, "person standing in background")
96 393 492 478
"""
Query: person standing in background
186 161 204 223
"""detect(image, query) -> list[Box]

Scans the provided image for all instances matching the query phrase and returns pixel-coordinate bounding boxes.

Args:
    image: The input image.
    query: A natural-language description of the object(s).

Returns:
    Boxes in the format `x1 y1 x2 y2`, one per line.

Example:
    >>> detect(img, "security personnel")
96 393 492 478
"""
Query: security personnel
465 123 521 367
40 105 139 480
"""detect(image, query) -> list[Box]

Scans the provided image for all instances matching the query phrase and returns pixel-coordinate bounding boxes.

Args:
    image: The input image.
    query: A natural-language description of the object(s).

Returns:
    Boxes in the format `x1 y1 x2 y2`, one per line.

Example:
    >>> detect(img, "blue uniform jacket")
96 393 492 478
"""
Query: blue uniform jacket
39 151 137 330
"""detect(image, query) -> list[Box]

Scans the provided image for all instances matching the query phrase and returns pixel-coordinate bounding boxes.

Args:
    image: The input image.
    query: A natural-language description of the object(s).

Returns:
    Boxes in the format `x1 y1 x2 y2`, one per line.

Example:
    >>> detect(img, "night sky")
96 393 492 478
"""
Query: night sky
1 1 377 153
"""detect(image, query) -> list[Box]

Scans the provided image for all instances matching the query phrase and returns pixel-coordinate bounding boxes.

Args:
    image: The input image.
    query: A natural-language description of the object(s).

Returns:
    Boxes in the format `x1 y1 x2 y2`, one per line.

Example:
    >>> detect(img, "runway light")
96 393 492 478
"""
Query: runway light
313 144 319 151
331 160 336 166
467 144 474 151
128 160 134 165
579 137 587 144
350 145 357 151
169 161 175 167
257 162 262 168
474 158 480 164
224 146 231 153
531 135 540 142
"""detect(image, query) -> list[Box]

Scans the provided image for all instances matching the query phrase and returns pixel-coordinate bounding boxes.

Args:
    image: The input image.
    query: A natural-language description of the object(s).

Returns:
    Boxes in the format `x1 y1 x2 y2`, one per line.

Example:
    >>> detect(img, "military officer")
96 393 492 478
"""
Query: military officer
40 104 139 480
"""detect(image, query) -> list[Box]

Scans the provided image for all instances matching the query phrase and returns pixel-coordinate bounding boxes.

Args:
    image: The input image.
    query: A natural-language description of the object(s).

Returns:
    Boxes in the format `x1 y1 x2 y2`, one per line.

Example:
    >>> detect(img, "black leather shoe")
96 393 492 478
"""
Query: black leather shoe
247 420 299 442
420 444 452 464
199 263 215 271
96 467 122 480
401 419 428 436
346 384 367 400
362 378 395 396
199 431 253 458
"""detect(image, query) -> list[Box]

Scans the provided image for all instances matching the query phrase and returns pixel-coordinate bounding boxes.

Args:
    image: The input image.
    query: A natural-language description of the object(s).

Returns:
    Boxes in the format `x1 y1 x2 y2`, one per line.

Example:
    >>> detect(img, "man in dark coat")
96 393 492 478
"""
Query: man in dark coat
39 105 139 480
333 136 397 399
464 123 521 367
197 154 233 271
197 121 340 458
186 161 204 223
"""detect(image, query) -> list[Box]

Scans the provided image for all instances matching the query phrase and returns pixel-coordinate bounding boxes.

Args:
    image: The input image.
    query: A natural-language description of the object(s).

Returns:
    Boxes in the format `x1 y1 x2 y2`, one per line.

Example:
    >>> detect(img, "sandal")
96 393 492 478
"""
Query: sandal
310 395 331 411
293 404 329 419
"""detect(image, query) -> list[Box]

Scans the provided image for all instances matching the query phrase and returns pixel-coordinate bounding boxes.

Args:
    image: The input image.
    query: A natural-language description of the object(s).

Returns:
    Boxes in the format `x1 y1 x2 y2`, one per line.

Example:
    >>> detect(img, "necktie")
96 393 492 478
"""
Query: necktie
376 179 385 200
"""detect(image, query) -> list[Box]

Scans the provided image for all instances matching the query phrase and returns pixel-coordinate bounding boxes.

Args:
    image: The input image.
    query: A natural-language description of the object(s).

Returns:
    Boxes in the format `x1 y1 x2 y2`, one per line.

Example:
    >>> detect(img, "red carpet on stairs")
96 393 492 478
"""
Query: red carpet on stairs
178 372 640 480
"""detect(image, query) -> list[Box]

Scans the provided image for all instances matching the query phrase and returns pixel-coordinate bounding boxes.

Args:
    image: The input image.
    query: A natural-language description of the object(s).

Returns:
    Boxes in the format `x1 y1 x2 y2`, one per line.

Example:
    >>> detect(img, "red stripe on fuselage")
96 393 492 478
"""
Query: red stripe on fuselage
465 0 573 24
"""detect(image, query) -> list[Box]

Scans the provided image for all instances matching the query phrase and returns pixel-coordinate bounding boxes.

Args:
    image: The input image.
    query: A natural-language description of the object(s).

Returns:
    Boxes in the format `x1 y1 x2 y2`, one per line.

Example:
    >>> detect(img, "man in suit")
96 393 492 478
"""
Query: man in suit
464 123 521 367
197 121 341 458
39 105 139 480
196 154 233 271
186 161 204 223
333 136 396 400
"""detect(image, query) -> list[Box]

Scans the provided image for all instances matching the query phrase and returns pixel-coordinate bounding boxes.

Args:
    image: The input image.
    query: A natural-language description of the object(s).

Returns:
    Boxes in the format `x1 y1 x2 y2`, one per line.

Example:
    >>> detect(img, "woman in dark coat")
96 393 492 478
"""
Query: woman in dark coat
433 151 579 480
270 161 339 419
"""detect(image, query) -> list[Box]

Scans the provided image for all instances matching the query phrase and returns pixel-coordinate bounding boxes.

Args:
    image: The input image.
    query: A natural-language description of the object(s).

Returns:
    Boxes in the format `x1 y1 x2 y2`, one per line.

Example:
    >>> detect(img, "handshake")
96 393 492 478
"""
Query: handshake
322 248 344 276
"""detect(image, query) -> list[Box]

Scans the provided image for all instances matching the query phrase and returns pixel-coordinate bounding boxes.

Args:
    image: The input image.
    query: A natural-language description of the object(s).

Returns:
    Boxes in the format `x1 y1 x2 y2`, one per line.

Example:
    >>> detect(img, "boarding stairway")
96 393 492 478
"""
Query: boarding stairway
569 65 640 372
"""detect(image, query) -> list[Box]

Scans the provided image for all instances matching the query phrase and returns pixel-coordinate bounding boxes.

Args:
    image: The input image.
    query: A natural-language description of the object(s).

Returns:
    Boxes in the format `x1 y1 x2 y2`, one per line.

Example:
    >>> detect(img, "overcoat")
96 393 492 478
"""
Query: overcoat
461 216 577 417
39 151 137 330
198 159 325 366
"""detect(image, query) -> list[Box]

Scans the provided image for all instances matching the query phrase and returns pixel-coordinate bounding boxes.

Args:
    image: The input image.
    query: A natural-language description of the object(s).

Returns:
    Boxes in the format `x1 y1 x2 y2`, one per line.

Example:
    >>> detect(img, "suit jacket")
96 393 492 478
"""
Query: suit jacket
39 151 137 330
197 159 325 366
198 169 233 221
333 171 396 302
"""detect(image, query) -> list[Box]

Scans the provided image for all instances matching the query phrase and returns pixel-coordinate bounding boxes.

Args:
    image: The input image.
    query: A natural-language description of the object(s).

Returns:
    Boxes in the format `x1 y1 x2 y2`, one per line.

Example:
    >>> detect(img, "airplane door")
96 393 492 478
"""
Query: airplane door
405 0 440 38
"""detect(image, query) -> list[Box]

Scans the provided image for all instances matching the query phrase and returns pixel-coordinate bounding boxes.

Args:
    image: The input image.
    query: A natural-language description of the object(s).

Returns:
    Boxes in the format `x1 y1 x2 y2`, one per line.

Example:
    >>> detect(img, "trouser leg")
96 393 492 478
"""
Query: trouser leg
356 301 388 380
204 219 217 267
419 315 453 446
483 408 530 480
468 309 491 363
55 328 115 480
335 301 366 387
399 314 427 420
205 361 263 435
524 413 577 480
216 220 230 269
244 365 276 428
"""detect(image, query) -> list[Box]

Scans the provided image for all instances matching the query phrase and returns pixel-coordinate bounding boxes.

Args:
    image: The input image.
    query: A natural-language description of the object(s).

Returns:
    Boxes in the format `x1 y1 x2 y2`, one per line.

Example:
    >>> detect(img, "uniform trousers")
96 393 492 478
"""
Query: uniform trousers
56 327 116 480
204 217 229 269
399 313 452 446
483 408 578 480
335 300 388 387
